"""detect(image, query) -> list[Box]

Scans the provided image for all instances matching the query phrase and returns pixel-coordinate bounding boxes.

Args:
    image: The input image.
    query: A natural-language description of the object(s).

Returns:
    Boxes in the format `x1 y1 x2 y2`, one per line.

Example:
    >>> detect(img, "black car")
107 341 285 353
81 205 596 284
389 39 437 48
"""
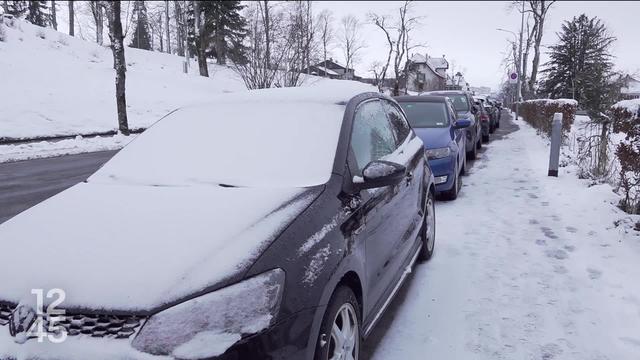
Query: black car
0 84 436 360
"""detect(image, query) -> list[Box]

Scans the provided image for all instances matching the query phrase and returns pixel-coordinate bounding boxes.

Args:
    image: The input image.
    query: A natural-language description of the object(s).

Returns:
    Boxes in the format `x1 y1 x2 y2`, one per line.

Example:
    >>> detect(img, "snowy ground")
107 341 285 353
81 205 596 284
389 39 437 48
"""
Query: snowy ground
365 114 640 360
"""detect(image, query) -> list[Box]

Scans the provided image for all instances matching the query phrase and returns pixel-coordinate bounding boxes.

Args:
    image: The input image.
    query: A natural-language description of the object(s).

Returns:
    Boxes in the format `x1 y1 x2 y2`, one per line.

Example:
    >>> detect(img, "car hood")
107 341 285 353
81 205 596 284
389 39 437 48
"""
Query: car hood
413 127 452 149
0 182 318 312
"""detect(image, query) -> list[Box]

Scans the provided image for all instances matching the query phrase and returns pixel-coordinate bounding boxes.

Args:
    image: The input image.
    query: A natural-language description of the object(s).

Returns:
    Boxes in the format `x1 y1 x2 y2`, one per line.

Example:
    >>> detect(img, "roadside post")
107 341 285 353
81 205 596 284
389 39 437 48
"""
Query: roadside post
548 112 562 177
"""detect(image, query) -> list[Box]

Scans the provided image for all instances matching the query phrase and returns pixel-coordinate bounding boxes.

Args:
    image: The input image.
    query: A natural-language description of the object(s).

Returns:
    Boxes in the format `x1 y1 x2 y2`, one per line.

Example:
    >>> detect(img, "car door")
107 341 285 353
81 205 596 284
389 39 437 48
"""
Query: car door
381 99 424 252
346 99 407 316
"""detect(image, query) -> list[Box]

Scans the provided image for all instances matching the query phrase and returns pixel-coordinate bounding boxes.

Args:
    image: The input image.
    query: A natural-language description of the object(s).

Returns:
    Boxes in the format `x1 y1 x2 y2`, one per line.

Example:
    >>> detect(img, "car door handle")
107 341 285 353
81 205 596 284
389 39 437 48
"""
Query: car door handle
405 172 413 184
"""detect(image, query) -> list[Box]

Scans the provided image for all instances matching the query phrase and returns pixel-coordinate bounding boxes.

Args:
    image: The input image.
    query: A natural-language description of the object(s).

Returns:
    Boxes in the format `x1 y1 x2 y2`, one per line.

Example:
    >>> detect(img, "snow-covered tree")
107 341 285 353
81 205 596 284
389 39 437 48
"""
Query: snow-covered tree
202 1 248 65
542 14 621 176
25 0 49 27
103 0 129 135
130 0 152 50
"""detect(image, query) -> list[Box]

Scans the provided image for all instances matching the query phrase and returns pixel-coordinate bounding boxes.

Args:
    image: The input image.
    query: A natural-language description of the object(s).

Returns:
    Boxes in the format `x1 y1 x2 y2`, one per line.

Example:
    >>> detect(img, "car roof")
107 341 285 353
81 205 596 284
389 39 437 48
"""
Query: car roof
394 95 448 103
424 90 469 96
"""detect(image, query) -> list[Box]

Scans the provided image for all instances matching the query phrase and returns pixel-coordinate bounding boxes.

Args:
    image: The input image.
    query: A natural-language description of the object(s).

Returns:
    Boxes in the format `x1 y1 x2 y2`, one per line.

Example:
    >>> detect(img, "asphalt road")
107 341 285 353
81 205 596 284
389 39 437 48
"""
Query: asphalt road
0 150 117 224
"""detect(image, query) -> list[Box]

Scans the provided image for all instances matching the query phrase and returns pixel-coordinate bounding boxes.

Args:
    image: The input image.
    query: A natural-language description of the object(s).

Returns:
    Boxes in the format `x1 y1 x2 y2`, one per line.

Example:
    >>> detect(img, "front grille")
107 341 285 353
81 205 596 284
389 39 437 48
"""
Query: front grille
0 303 144 339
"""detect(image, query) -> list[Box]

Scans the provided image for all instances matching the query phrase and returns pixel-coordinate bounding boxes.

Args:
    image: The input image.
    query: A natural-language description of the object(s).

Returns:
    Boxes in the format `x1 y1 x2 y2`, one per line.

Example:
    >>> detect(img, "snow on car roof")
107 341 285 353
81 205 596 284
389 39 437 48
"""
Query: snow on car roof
90 81 377 188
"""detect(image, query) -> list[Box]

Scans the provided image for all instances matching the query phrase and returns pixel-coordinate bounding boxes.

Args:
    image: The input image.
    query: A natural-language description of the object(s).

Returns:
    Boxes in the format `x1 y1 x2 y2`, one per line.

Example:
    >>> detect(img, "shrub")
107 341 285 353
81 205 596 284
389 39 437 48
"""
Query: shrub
612 99 640 213
515 99 578 136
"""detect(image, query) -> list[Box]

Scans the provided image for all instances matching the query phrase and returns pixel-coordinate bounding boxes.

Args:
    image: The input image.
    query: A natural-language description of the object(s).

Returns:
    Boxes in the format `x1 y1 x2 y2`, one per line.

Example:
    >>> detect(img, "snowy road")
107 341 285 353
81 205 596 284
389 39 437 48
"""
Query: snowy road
364 113 640 360
0 150 116 224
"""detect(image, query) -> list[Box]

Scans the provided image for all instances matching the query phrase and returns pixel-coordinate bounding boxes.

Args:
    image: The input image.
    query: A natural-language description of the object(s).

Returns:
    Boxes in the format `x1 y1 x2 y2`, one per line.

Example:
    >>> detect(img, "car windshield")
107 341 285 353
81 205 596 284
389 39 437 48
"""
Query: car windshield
398 102 449 128
446 94 470 112
89 102 345 188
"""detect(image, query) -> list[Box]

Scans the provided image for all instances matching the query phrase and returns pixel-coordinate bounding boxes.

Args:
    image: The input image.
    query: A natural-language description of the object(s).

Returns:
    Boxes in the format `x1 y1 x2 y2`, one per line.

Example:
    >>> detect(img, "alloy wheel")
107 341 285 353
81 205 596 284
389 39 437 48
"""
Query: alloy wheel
426 195 435 252
328 303 359 360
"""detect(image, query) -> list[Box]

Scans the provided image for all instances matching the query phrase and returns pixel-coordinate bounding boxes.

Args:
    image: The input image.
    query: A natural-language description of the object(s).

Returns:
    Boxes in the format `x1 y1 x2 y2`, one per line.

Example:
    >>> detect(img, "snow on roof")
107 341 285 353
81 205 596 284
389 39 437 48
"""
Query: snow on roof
622 81 640 95
613 99 640 116
427 57 448 70
89 80 377 189
315 65 340 76
410 54 427 63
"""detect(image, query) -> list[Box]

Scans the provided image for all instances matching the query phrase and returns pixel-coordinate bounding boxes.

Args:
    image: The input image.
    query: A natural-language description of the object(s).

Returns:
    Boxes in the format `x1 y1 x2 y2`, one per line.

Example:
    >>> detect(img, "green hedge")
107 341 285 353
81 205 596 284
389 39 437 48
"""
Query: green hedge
513 99 578 136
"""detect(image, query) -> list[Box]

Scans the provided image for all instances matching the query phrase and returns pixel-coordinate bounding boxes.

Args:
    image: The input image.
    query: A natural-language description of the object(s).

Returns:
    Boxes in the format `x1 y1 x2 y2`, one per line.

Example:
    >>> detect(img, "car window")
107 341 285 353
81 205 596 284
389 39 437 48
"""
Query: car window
398 101 449 128
350 100 398 175
382 100 411 146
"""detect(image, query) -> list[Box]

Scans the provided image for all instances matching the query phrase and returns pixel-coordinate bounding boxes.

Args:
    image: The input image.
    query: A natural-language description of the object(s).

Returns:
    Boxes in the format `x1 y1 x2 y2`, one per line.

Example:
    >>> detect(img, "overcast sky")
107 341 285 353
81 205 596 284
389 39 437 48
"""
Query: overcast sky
314 1 640 91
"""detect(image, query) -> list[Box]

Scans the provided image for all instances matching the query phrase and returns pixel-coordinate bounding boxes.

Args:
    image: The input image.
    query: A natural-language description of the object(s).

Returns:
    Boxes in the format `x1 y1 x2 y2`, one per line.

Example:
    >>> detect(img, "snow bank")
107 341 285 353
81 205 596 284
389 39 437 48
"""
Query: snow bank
0 134 135 162
612 98 640 116
0 19 247 140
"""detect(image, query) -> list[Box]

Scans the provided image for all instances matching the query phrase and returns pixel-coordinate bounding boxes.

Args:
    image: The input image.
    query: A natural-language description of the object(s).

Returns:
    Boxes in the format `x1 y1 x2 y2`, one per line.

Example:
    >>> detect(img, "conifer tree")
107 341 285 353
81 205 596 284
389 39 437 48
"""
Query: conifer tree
130 0 152 50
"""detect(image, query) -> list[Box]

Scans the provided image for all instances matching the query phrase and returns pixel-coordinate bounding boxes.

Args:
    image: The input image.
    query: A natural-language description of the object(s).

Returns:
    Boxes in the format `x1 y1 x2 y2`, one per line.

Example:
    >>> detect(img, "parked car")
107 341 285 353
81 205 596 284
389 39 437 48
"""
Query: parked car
0 85 436 360
473 97 492 143
396 95 470 200
424 90 482 160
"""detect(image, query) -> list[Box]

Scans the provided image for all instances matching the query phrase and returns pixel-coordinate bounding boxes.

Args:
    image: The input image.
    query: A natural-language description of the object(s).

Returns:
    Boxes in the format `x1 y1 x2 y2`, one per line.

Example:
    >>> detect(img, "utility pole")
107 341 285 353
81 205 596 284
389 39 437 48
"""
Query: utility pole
517 0 525 119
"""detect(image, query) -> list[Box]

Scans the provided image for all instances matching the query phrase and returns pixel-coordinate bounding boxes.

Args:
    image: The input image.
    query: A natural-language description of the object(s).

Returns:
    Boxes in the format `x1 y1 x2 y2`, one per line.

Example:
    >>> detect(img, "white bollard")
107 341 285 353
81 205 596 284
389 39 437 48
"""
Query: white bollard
548 112 562 177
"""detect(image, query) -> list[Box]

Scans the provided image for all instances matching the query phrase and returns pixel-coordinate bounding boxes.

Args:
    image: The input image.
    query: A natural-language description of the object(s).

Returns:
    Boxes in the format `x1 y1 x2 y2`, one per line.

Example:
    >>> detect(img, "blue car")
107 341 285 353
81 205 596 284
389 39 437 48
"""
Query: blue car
396 95 470 200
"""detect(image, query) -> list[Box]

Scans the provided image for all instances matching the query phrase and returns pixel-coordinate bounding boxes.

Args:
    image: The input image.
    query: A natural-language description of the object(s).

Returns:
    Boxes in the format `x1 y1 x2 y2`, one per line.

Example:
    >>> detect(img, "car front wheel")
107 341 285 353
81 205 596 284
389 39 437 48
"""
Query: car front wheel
314 287 361 360
418 190 436 261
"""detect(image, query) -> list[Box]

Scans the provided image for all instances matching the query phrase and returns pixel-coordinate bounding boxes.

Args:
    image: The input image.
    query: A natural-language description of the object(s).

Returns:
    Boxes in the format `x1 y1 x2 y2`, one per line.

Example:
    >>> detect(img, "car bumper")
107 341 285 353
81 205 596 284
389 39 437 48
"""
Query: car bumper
0 308 317 360
428 156 456 193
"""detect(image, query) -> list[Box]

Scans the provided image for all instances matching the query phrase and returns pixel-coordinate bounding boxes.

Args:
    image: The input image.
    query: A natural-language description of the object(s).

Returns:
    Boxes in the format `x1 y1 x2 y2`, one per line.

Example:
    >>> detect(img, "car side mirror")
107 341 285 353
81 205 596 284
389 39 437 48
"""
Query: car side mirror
356 160 406 190
453 119 471 129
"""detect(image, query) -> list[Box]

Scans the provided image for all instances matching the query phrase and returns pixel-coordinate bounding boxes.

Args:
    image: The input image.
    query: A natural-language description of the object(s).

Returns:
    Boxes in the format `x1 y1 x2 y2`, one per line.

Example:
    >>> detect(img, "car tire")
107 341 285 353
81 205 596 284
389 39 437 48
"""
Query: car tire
482 133 490 143
496 120 500 128
461 155 467 176
418 190 436 262
467 142 477 160
443 168 460 200
489 123 495 134
477 137 482 149
314 286 361 360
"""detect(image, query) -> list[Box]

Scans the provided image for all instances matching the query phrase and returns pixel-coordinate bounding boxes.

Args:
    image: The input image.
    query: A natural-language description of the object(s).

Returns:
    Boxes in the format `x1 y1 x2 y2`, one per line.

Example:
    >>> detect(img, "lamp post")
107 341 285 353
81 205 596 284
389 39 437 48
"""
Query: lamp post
497 5 524 120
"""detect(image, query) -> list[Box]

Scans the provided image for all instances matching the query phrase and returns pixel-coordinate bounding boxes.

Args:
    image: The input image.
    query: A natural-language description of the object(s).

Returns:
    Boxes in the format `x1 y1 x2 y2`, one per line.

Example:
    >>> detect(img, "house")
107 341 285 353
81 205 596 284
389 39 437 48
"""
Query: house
404 53 449 92
621 75 640 100
302 59 357 80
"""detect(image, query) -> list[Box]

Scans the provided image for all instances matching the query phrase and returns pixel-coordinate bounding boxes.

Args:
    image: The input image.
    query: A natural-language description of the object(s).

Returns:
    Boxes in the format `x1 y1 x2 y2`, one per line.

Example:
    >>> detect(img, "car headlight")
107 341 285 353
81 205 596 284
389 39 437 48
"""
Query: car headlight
425 147 451 160
132 269 285 358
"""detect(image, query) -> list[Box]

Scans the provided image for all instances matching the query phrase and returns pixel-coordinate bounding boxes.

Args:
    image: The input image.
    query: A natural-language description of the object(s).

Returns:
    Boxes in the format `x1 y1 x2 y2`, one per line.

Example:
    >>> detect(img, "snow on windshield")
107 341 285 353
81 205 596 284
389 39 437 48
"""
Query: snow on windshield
89 100 345 188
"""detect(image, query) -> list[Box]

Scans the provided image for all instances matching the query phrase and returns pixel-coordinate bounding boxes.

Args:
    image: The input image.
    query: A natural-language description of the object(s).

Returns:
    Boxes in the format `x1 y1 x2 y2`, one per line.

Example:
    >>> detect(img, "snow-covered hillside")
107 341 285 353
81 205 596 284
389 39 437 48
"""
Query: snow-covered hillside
0 18 246 140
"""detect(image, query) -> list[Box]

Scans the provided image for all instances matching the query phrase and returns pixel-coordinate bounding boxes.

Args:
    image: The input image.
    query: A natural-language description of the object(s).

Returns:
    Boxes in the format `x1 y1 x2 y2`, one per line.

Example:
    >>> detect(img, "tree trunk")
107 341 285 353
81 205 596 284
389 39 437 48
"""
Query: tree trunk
105 1 129 135
95 5 104 45
264 0 270 73
165 0 171 53
596 121 609 177
2 1 8 14
50 0 57 30
193 1 208 77
67 1 74 36
174 1 184 56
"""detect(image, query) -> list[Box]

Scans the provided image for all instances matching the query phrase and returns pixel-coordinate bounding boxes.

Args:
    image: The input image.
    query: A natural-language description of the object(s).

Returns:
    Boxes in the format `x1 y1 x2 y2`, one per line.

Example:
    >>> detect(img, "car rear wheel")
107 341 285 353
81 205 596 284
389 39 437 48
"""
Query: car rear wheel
418 191 436 262
476 137 482 149
482 133 490 143
315 287 361 360
467 141 478 160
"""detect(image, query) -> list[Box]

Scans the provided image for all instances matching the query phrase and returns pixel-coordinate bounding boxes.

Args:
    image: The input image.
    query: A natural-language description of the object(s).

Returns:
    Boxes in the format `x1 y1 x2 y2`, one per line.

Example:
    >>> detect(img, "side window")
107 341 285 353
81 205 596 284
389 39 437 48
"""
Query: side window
382 100 411 146
446 101 456 124
350 100 398 175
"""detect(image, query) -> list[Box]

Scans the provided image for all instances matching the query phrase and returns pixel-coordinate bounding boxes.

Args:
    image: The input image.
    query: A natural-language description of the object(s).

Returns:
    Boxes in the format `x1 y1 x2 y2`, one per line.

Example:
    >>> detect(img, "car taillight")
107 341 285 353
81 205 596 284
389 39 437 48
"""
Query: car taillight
481 114 489 121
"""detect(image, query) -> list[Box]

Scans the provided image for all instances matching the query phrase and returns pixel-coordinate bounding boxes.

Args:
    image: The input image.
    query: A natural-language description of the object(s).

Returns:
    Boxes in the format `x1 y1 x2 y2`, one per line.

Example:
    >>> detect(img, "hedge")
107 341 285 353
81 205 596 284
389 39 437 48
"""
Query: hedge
513 99 578 136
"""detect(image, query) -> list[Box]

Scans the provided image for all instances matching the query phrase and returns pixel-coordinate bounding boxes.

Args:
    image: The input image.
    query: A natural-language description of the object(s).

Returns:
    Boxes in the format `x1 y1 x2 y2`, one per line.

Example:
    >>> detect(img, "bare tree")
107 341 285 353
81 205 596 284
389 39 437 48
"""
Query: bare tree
164 0 170 53
68 1 74 36
369 13 393 89
317 9 333 77
173 1 185 56
513 0 555 94
50 0 57 30
193 0 208 77
338 14 364 79
89 1 104 45
2 1 8 14
102 1 129 135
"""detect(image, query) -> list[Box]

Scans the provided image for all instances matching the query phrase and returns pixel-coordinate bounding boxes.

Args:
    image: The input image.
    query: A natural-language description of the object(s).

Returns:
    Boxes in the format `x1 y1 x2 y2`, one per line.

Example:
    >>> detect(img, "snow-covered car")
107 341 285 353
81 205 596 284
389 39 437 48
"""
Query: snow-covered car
0 83 436 360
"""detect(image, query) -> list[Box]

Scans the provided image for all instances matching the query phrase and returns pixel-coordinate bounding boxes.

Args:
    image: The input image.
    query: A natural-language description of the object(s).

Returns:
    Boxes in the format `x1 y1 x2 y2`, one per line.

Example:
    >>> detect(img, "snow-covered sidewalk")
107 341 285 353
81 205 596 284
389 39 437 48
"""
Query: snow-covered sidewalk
366 115 640 360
